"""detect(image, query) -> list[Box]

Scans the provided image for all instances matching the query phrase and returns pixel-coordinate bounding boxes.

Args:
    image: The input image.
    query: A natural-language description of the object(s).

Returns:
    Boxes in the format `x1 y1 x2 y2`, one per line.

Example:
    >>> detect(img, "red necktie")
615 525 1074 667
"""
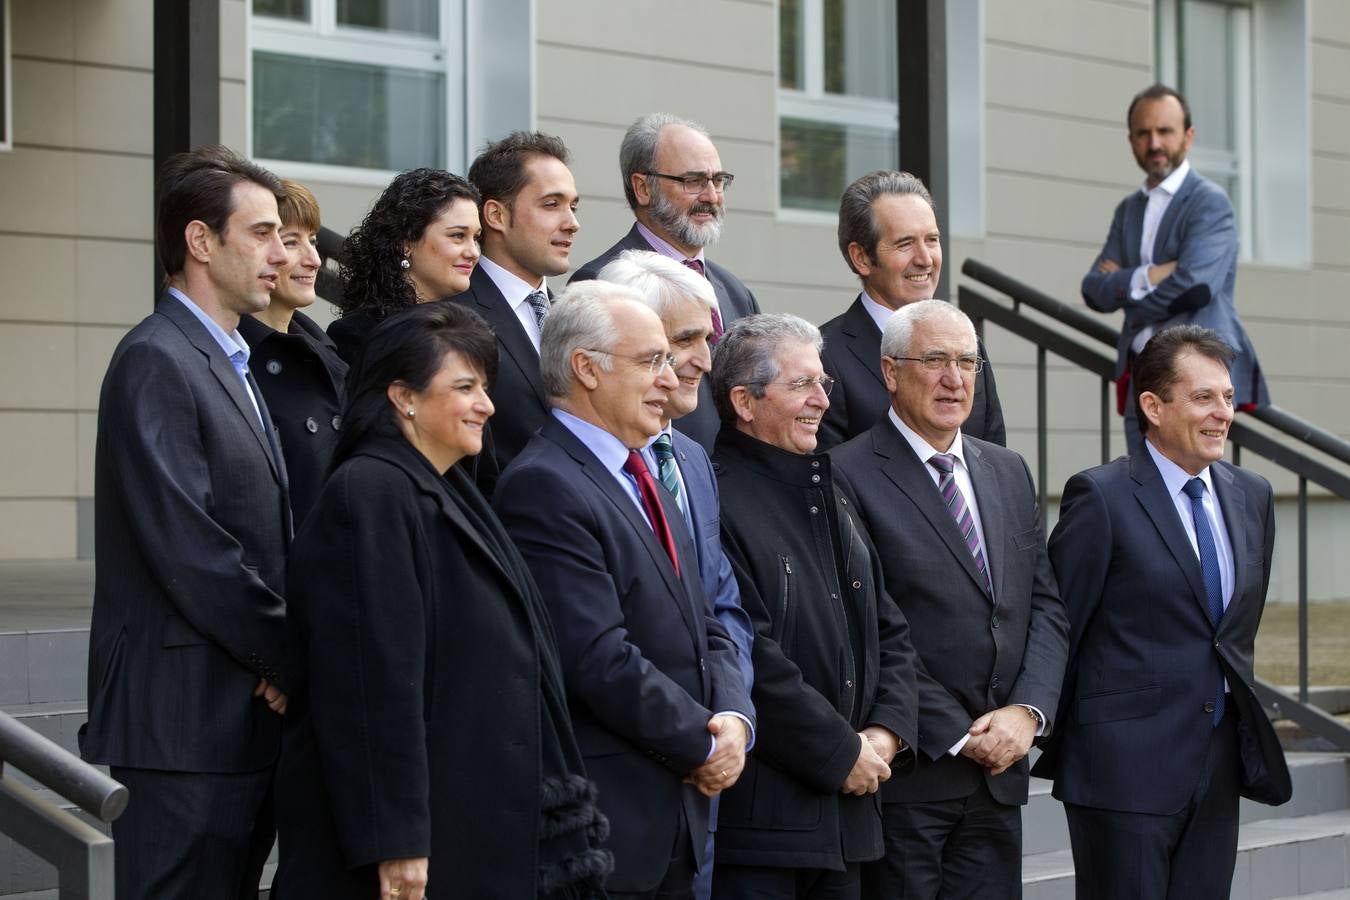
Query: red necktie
623 450 680 576
681 257 723 346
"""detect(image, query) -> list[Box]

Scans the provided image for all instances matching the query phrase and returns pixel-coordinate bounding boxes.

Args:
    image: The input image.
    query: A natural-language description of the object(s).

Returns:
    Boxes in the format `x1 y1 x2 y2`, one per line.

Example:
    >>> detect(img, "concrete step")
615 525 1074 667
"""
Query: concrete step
0 628 88 708
1023 808 1350 899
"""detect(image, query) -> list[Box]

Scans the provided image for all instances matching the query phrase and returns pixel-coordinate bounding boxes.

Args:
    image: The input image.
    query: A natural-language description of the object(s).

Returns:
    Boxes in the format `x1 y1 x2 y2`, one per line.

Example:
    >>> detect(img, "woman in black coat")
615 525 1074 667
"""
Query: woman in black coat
237 179 348 527
327 168 482 366
275 302 610 900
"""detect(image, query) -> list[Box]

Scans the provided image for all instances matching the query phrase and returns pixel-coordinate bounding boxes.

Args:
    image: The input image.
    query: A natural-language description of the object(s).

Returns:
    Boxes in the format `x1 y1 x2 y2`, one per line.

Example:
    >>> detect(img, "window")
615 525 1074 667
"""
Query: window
250 0 465 177
778 0 898 214
1156 0 1309 266
1 0 11 152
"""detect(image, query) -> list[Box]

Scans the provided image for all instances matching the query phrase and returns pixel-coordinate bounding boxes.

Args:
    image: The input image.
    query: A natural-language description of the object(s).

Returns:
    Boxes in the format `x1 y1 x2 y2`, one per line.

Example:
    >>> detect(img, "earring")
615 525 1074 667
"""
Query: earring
400 257 411 270
406 408 415 418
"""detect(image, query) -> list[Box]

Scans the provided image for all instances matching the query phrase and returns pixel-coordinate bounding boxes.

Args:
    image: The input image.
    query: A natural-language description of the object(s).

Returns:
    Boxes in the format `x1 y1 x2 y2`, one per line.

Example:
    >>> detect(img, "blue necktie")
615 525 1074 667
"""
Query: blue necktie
1182 477 1226 726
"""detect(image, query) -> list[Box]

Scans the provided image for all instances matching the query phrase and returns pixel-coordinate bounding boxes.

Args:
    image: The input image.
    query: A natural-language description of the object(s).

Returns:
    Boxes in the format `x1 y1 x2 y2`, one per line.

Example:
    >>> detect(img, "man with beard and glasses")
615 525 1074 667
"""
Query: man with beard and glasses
571 113 761 453
1081 84 1267 454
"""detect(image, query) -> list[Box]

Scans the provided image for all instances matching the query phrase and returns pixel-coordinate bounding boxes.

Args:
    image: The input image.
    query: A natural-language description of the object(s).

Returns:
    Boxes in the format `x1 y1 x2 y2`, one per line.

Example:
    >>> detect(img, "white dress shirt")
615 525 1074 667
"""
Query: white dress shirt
1128 159 1192 354
477 255 548 352
860 289 897 334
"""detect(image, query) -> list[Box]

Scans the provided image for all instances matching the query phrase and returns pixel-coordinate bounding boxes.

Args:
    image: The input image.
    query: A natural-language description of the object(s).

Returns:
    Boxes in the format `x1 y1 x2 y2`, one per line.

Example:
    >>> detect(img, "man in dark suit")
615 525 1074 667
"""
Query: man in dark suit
595 249 756 900
451 131 580 493
570 112 762 452
1082 84 1268 454
82 146 292 899
820 171 1005 450
494 281 755 899
830 300 1068 898
1031 325 1290 899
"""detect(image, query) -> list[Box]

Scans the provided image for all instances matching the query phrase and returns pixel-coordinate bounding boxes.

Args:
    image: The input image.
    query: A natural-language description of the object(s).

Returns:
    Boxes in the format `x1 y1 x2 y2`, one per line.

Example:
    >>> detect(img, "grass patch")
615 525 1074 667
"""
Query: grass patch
1255 600 1350 686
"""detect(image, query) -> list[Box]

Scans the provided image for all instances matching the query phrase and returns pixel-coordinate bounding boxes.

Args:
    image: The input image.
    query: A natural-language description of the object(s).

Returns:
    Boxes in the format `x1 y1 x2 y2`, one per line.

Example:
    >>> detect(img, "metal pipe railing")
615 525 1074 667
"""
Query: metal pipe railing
0 712 126 822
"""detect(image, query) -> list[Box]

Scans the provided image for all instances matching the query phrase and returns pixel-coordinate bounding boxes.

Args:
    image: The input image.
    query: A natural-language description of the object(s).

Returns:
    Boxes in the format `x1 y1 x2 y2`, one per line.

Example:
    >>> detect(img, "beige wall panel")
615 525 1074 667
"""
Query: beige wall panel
74 0 152 69
715 213 854 297
748 279 860 324
0 324 76 409
0 413 76 496
538 0 773 74
75 153 154 240
950 235 1115 310
220 0 248 81
0 236 77 322
0 500 77 559
76 240 155 326
1312 99 1350 155
77 412 97 497
0 148 75 233
985 107 1136 190
986 43 1149 127
986 0 1151 67
1312 42 1350 103
11 0 75 61
75 67 153 155
75 326 127 411
220 81 247 153
298 180 388 239
986 171 1127 249
1259 379 1350 435
11 58 75 146
1313 155 1350 213
1233 266 1345 326
1312 210 1350 266
536 45 775 142
1312 0 1350 47
538 117 778 216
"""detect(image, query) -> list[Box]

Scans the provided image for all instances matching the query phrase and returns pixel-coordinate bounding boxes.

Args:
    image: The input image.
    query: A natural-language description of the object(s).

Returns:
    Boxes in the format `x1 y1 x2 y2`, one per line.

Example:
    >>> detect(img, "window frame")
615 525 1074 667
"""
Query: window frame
1 0 11 153
776 0 900 220
247 0 467 181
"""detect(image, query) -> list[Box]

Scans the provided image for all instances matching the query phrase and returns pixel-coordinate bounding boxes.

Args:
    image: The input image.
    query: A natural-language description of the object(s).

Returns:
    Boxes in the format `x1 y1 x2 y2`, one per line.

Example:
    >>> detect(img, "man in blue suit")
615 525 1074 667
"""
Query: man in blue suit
595 249 756 899
495 280 754 899
1032 325 1290 899
1082 84 1267 454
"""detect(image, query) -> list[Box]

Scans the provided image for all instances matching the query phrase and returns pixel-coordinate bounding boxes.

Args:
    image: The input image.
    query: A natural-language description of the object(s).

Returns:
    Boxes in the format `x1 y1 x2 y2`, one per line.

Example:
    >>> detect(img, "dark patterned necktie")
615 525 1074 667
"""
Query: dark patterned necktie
928 453 991 595
1183 477 1226 726
525 289 550 328
680 257 724 345
624 450 680 575
651 434 684 515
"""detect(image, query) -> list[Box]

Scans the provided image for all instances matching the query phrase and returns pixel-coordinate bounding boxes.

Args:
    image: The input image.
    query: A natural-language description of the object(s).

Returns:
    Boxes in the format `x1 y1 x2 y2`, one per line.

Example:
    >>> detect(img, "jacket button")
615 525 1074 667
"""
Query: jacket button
810 506 819 515
305 417 318 433
852 580 862 589
991 675 1000 689
1203 701 1216 714
811 474 821 484
265 360 282 375
991 616 1000 628
811 460 820 469
845 679 854 688
331 415 342 430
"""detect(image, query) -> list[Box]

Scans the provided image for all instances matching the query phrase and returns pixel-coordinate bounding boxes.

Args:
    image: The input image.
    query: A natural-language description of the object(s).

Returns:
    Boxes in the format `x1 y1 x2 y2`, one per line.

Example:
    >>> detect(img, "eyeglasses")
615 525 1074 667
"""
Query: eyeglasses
643 172 735 194
584 348 677 375
889 353 985 374
749 375 835 395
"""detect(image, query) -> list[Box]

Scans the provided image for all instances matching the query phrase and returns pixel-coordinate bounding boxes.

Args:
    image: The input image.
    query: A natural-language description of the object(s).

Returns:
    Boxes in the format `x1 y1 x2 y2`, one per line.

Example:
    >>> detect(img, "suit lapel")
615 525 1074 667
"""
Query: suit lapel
1211 462 1250 617
873 424 990 597
842 297 886 389
964 440 1003 601
1124 191 1147 266
465 266 549 407
1131 452 1212 622
1154 170 1198 259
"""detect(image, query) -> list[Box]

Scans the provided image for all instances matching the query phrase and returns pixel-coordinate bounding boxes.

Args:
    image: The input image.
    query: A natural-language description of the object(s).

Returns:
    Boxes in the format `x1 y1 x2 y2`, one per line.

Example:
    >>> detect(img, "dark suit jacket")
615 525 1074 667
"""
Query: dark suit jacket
275 436 598 898
239 310 348 528
82 294 290 773
830 422 1068 806
672 428 755 690
1081 169 1268 406
449 265 551 495
570 224 762 453
494 416 753 893
819 295 1006 450
1031 452 1291 812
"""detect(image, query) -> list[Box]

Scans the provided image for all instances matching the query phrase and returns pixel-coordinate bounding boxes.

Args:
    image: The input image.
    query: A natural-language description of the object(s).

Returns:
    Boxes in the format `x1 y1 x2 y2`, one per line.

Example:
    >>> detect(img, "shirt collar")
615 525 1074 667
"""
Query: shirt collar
167 287 251 362
636 221 704 265
552 407 646 475
859 289 897 334
1145 438 1214 498
1142 158 1191 197
888 406 967 468
477 254 546 312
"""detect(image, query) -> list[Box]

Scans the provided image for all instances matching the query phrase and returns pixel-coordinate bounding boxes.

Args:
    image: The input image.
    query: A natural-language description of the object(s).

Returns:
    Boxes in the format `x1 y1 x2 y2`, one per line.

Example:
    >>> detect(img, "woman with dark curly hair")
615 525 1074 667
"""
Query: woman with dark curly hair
327 168 482 364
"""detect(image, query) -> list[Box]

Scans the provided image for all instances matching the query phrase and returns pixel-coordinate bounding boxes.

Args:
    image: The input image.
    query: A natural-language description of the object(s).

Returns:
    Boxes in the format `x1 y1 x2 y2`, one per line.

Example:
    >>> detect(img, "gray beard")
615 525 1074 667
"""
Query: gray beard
649 189 723 249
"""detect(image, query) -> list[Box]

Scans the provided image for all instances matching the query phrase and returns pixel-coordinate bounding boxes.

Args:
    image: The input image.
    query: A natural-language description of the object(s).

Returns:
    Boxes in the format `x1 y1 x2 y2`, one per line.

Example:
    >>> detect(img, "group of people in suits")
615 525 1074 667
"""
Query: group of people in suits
84 85 1288 900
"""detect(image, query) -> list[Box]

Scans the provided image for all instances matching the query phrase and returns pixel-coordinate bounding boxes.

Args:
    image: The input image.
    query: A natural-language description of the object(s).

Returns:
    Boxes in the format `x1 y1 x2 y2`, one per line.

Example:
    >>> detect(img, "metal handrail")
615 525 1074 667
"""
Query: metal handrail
958 258 1350 751
0 713 126 822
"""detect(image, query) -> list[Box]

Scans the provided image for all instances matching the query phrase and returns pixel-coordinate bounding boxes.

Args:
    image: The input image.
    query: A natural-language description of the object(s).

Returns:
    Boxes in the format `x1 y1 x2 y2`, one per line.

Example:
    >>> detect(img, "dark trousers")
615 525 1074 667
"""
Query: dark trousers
862 780 1022 900
610 809 697 900
1064 708 1242 900
111 765 275 900
713 861 861 900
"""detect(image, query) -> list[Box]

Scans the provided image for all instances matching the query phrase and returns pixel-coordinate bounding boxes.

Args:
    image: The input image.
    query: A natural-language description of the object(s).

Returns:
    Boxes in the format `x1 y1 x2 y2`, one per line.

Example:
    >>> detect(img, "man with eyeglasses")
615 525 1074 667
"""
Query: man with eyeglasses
571 113 762 453
831 300 1068 899
819 171 1005 452
495 280 754 900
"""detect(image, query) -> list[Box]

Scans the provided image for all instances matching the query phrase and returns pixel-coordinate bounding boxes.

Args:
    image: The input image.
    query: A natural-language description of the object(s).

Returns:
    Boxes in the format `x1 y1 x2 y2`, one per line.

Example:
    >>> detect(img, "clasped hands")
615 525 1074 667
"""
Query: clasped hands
960 705 1037 775
685 714 749 798
841 726 900 796
254 678 287 716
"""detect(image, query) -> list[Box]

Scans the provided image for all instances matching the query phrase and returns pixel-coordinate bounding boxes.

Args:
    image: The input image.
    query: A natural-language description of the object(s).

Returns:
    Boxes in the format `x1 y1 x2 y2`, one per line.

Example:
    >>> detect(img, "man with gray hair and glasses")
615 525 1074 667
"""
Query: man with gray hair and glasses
494 279 754 899
819 170 1005 451
708 312 919 899
572 112 761 453
831 300 1067 898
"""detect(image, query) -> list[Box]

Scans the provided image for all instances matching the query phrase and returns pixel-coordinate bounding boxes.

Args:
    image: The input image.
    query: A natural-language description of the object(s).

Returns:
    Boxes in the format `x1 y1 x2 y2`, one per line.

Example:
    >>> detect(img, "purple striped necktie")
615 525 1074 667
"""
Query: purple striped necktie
680 257 724 345
928 453 992 594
